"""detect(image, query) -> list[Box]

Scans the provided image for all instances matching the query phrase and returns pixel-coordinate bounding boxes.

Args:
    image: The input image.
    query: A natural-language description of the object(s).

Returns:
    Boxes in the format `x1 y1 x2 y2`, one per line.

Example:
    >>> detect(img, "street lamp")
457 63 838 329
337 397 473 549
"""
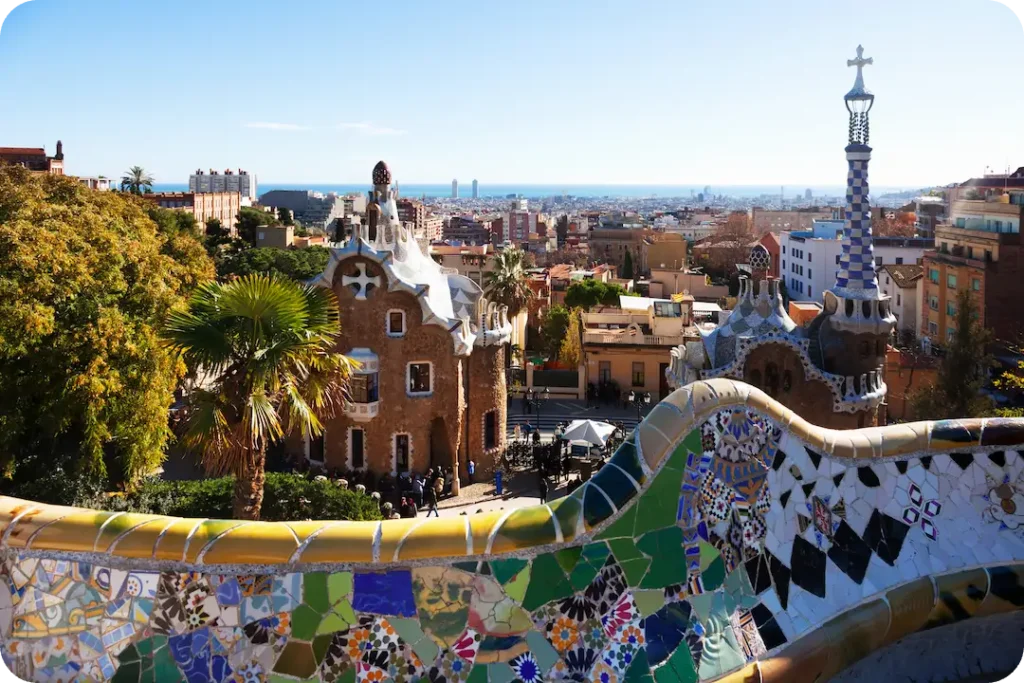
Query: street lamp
628 390 652 423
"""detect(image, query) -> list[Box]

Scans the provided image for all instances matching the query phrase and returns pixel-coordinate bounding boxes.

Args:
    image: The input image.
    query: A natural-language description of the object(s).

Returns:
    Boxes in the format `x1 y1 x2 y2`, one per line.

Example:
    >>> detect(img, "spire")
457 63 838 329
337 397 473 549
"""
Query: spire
832 46 879 301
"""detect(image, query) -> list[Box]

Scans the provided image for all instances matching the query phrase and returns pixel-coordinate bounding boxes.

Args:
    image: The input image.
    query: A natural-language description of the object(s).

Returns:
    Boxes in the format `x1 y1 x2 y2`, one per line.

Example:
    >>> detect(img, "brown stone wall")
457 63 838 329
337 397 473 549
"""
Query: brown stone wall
465 346 506 480
740 343 874 429
314 256 465 475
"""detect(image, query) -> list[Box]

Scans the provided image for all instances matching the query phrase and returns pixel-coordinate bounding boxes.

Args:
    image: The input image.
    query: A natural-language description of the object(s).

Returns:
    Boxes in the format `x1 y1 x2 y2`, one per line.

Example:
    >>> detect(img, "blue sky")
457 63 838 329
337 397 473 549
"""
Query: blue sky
1 0 1022 187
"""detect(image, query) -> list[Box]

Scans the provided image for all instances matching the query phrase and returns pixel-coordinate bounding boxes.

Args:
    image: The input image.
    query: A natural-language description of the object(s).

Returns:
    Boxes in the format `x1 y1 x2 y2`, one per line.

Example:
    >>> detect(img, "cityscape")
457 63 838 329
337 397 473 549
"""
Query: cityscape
0 2 1023 683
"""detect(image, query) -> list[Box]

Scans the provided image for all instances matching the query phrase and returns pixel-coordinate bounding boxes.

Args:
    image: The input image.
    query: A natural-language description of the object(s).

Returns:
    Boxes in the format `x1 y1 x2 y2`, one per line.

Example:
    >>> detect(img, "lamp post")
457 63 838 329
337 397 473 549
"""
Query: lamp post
628 390 652 424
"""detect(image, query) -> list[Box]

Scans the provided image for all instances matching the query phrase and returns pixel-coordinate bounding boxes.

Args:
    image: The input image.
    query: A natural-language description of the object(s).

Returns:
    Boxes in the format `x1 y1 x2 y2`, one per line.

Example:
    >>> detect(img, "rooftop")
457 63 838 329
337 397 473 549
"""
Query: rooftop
881 263 924 288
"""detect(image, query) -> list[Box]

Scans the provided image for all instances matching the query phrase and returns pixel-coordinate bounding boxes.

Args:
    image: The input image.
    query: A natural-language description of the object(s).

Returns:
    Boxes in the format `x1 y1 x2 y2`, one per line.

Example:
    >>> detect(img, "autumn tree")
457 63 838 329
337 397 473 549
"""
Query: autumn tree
541 304 571 360
559 308 583 368
0 165 214 492
699 213 754 277
873 212 916 238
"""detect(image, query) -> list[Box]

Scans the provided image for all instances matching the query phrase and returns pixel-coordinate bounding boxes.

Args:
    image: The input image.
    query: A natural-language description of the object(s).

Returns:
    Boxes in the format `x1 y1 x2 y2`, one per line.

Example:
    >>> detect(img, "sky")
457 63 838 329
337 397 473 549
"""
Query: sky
1 0 1022 187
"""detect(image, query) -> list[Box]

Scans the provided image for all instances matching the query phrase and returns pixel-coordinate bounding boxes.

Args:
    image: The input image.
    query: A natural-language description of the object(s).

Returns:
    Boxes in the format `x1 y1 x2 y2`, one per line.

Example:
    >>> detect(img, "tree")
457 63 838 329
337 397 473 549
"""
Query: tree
484 247 532 317
909 289 994 419
120 166 154 195
564 278 634 310
277 207 295 225
559 308 583 368
622 250 634 279
0 165 214 488
994 338 1024 418
236 206 277 246
201 216 235 257
162 275 354 520
874 212 916 238
541 304 571 359
217 246 331 282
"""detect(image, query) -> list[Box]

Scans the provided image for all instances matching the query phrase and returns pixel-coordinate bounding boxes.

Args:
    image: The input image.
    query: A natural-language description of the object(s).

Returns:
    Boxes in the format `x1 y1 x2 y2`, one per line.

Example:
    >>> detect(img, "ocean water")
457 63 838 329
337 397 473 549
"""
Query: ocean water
151 183 918 200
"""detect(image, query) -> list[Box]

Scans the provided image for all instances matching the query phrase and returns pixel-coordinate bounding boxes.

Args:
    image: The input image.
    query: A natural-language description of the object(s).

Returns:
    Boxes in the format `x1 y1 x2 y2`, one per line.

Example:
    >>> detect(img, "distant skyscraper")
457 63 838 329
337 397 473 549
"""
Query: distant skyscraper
703 185 711 197
805 188 813 200
472 179 478 199
452 179 459 199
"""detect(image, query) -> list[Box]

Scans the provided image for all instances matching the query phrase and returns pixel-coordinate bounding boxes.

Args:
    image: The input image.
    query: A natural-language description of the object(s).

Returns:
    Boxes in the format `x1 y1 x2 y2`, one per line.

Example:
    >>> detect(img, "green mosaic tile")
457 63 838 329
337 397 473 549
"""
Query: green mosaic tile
152 649 181 683
582 482 615 529
273 640 318 679
698 541 720 571
657 639 698 683
636 527 688 589
595 501 636 540
390 616 428 646
504 566 530 604
620 558 653 588
489 558 528 585
317 611 349 635
525 630 560 673
633 589 667 617
118 644 140 664
555 547 583 574
682 426 703 455
609 438 645 486
633 448 687 536
291 603 322 641
111 662 140 683
495 505 558 547
487 662 516 683
466 665 488 683
312 634 332 665
688 592 714 622
136 636 164 657
607 537 644 563
549 493 583 541
521 554 573 612
304 572 329 614
701 557 726 592
336 669 356 683
590 463 639 511
569 543 610 590
327 571 352 605
625 646 655 683
454 561 482 573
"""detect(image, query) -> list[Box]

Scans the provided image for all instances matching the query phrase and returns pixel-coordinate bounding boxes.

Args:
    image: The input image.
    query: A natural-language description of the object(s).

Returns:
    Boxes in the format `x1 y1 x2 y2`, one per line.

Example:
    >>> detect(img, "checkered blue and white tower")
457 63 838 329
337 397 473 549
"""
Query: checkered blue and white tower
833 45 878 299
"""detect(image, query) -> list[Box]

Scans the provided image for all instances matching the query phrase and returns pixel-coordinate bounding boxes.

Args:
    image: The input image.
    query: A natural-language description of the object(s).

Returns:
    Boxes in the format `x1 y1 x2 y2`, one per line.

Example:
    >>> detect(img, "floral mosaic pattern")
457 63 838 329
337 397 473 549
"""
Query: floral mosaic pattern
2 394 1024 683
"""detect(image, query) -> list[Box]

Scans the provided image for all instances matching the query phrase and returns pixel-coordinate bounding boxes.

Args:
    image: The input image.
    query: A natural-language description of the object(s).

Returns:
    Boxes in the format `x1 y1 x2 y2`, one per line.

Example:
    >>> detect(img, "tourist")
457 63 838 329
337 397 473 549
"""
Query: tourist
538 474 549 504
425 479 440 517
412 474 424 508
468 459 476 484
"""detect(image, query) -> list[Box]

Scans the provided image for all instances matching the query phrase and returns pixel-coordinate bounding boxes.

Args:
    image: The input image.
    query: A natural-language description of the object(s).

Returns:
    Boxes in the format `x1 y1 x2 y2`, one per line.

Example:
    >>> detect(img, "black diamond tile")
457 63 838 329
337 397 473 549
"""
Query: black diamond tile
950 452 974 470
749 603 773 626
801 482 816 498
790 536 827 598
895 460 908 475
766 551 790 610
826 520 872 584
988 451 1006 468
772 449 787 471
832 472 845 488
920 455 933 470
986 566 1024 607
804 447 822 470
779 490 792 509
756 617 787 650
744 553 772 595
857 466 880 488
862 510 910 566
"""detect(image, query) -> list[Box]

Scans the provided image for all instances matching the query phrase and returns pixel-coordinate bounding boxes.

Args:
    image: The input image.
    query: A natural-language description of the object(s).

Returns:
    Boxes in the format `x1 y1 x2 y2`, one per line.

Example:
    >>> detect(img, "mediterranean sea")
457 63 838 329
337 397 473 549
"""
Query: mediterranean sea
151 183 917 200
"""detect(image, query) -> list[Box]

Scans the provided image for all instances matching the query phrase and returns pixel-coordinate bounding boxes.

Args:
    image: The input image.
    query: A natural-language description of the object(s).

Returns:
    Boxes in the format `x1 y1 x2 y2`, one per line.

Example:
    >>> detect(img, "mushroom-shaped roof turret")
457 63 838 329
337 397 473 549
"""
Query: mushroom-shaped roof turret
372 160 392 186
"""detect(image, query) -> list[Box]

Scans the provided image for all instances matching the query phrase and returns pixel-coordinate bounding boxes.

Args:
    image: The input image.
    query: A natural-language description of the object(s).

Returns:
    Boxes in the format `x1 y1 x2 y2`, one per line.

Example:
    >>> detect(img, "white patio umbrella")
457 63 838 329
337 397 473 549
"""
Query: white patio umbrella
561 419 617 448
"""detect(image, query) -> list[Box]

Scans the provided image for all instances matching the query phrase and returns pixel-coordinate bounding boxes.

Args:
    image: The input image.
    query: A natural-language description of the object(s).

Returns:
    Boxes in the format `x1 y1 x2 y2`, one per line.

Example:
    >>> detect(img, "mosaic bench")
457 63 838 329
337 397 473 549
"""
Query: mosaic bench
1 378 1023 683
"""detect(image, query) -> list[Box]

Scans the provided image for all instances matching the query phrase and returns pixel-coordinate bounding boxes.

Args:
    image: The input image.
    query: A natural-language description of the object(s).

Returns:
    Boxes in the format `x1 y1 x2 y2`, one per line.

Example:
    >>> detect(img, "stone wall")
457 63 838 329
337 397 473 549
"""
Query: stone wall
465 346 506 479
2 379 1023 683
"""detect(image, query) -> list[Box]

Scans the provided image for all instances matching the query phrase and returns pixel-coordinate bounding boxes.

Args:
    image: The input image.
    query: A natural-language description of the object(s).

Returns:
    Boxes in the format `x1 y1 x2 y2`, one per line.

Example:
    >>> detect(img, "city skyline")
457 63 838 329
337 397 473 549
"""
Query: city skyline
1 0 1023 187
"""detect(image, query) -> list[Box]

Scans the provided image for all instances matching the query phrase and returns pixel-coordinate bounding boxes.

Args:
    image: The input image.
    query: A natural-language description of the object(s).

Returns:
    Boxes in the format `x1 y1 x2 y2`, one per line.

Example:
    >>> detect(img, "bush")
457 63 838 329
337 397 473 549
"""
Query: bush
99 473 383 521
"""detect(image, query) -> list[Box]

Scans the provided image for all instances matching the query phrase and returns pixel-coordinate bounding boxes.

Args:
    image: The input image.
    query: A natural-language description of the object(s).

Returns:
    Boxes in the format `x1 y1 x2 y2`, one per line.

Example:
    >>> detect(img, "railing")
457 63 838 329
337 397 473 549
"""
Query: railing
532 369 579 388
583 331 684 346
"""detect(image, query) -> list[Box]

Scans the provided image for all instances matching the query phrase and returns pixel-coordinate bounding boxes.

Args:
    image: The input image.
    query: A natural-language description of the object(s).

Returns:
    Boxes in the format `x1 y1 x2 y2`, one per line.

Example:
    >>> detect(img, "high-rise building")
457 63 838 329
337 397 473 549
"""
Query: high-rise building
397 198 443 242
189 169 258 202
472 179 478 199
805 188 813 200
451 179 459 199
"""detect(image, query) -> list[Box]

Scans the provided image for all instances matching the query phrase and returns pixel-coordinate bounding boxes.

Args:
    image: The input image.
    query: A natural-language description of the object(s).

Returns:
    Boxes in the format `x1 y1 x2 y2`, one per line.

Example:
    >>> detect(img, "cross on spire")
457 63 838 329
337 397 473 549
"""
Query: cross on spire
846 45 872 95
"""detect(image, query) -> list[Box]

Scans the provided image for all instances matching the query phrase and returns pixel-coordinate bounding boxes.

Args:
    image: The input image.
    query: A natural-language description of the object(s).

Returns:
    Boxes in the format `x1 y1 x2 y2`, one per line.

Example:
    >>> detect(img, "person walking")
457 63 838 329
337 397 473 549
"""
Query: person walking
468 459 476 484
425 479 439 517
538 474 549 505
412 474 424 509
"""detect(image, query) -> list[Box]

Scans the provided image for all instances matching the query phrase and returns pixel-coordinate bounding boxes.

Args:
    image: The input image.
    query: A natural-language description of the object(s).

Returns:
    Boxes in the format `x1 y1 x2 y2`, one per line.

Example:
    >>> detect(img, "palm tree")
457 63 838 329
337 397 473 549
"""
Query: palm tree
163 275 354 520
484 247 532 317
120 166 154 195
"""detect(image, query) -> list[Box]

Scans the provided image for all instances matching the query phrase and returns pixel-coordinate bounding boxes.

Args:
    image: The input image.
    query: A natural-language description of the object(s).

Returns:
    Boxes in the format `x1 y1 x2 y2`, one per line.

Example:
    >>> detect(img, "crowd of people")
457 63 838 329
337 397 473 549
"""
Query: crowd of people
394 466 455 518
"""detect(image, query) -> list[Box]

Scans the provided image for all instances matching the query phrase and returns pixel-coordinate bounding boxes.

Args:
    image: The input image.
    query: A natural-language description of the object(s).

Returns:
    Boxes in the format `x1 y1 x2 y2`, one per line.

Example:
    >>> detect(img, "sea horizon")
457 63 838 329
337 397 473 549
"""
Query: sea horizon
151 182 925 200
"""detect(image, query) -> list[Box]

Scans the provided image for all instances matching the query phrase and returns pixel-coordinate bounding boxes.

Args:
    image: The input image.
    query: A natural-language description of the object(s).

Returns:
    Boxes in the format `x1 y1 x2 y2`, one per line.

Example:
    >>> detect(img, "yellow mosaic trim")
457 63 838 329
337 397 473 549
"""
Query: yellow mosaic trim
0 379 1010 565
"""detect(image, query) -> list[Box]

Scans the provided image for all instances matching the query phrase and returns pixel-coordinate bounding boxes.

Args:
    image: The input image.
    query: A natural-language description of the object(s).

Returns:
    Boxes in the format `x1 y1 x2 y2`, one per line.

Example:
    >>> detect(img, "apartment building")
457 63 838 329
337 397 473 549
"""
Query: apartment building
144 191 241 234
879 264 923 340
189 169 258 202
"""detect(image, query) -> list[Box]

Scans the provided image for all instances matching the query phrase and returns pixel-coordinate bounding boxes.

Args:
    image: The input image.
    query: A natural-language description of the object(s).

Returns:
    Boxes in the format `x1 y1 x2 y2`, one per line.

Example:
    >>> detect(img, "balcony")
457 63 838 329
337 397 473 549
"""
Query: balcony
344 401 380 422
583 331 684 346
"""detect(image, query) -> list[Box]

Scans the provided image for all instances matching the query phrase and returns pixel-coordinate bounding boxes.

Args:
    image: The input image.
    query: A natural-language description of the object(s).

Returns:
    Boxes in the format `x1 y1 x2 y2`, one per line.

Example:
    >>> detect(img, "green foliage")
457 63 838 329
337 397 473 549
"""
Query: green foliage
96 473 382 521
559 308 583 368
622 250 634 279
0 166 214 486
541 304 571 359
485 247 532 316
216 246 330 282
277 207 294 225
910 289 994 419
120 166 154 195
564 278 635 310
162 274 354 519
235 206 277 246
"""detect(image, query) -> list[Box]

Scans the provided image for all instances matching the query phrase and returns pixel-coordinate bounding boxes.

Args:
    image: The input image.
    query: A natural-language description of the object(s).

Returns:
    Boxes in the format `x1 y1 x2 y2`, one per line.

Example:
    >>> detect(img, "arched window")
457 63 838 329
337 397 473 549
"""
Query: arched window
765 362 780 397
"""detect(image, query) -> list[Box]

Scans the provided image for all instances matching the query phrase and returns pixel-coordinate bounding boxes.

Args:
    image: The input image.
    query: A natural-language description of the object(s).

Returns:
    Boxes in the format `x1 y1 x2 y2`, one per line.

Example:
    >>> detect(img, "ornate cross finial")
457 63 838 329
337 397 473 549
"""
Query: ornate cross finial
846 45 872 94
